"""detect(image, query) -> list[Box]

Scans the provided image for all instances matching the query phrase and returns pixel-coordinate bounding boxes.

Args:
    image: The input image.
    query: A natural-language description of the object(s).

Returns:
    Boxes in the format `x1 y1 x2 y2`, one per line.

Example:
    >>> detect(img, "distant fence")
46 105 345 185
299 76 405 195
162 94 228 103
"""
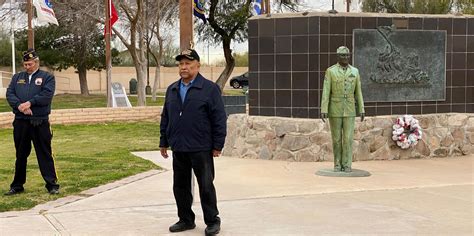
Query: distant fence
0 67 249 94
53 66 248 94
0 70 12 88
0 70 72 98
0 71 10 98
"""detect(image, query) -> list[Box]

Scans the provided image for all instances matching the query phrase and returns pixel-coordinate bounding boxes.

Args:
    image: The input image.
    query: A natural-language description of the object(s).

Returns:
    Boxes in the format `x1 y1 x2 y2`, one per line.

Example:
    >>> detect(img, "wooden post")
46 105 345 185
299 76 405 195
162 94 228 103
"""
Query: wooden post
105 0 112 107
179 0 193 51
27 0 34 48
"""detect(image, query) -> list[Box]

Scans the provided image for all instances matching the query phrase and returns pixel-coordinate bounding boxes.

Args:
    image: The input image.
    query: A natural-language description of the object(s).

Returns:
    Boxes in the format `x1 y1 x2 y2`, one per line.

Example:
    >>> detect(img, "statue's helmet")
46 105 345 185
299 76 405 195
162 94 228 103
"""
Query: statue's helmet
336 46 350 55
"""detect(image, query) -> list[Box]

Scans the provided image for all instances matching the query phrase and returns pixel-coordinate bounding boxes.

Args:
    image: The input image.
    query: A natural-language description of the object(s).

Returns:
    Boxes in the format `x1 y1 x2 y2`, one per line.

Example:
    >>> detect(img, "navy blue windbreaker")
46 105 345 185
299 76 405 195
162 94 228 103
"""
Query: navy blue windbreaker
6 70 55 120
160 73 227 152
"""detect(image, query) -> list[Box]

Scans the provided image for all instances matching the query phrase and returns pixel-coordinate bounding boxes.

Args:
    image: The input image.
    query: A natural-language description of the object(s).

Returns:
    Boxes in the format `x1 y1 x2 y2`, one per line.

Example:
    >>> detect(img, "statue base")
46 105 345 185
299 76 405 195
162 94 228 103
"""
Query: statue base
316 168 371 177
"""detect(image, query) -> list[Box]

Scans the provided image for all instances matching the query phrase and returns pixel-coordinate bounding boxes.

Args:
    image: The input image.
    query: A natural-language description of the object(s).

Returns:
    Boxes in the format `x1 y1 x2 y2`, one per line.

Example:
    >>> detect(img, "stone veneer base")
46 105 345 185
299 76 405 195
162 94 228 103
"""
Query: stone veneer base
223 113 474 162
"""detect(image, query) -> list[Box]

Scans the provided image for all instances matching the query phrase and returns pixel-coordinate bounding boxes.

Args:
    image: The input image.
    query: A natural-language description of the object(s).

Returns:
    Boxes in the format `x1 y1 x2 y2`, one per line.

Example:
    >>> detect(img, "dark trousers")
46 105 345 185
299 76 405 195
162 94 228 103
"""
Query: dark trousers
172 151 220 226
10 119 59 191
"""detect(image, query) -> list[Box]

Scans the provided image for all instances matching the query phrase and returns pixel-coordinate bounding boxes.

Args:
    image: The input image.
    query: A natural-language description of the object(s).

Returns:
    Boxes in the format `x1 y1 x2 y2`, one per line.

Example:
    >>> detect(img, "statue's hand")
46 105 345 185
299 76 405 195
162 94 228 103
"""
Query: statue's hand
360 113 365 122
321 113 328 123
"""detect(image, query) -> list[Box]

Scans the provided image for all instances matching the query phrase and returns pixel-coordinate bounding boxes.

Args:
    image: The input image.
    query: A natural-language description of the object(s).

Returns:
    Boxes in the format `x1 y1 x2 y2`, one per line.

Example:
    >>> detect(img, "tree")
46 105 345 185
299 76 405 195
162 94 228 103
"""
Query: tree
0 33 12 67
195 0 302 91
456 0 474 14
233 52 248 67
108 0 177 106
16 24 119 96
37 0 148 100
144 0 177 102
109 0 147 105
58 0 178 104
215 52 248 67
54 0 107 95
7 0 120 96
159 42 180 67
359 0 473 14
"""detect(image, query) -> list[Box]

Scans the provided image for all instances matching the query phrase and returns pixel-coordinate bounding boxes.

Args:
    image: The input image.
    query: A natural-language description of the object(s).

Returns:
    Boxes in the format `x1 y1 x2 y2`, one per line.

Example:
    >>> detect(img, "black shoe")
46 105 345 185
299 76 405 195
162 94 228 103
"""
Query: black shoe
48 188 60 195
4 189 24 196
169 221 196 232
205 223 221 236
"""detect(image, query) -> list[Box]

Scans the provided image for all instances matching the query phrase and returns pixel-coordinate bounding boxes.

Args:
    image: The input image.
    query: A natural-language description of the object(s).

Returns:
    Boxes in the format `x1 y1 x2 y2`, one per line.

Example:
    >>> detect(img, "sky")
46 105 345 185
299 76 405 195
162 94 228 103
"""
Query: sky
196 0 362 64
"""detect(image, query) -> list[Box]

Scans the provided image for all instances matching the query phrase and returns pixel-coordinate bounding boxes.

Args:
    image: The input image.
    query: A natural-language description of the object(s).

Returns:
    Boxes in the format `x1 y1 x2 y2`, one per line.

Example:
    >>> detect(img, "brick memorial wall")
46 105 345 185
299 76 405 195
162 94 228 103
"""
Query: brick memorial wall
248 12 474 118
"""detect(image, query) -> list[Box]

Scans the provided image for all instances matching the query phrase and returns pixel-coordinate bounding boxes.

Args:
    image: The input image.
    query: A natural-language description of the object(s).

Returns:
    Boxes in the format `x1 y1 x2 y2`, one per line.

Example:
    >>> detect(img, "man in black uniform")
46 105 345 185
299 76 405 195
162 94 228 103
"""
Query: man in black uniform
5 48 59 195
160 49 227 235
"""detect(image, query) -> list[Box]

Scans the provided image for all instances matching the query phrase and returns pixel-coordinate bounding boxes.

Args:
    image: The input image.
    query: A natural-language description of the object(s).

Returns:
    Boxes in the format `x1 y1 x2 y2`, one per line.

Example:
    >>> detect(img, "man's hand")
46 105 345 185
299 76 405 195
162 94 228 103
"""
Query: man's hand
160 147 169 158
18 101 31 113
212 150 221 157
360 113 365 122
321 113 328 123
22 108 33 116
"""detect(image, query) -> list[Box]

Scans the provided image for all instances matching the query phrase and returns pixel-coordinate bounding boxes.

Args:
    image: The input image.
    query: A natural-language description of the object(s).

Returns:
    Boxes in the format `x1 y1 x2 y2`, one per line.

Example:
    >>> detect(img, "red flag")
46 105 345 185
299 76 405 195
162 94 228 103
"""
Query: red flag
105 0 118 35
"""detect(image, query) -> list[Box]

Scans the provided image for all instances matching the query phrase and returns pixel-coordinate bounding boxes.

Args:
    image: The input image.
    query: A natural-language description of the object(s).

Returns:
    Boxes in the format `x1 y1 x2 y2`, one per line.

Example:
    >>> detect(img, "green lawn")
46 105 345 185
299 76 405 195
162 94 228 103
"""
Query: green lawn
50 94 167 110
0 90 244 113
0 122 161 212
224 89 247 96
0 87 245 212
0 94 166 113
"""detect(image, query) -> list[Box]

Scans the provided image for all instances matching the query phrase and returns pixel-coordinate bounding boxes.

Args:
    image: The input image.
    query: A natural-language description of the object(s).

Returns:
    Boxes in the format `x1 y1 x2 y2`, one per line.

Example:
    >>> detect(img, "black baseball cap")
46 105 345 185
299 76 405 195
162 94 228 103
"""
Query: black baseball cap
175 49 200 62
22 48 38 62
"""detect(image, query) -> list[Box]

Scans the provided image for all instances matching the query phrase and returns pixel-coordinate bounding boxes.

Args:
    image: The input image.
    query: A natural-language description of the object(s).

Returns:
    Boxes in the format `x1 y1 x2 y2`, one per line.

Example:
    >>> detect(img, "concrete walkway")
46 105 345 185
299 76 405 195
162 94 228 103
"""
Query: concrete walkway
1 152 473 235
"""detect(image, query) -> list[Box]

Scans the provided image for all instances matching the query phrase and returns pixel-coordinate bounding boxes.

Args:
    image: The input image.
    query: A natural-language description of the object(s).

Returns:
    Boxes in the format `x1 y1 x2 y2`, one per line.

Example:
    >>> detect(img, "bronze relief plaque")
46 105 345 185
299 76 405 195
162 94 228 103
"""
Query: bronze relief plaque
353 26 446 102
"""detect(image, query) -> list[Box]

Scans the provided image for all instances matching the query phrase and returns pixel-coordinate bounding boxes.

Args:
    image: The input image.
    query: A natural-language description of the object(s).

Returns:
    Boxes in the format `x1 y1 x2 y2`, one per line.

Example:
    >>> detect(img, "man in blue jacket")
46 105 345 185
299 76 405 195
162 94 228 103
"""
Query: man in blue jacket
160 49 227 236
5 49 59 195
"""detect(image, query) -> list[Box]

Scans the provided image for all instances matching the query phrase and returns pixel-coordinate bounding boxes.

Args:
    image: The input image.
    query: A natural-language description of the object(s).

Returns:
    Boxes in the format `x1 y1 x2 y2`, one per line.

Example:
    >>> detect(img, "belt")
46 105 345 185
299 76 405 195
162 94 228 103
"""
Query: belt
331 95 354 98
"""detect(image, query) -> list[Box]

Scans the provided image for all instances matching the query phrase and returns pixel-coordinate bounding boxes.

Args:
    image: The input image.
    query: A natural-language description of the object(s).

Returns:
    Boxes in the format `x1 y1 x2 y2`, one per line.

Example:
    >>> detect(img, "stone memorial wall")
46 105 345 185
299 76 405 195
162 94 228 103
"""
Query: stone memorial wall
223 113 473 161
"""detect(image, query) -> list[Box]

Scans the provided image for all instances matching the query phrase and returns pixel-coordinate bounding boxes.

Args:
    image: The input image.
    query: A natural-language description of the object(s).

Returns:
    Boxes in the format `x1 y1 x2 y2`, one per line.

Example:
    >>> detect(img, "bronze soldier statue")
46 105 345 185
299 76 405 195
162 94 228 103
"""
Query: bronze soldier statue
321 46 365 172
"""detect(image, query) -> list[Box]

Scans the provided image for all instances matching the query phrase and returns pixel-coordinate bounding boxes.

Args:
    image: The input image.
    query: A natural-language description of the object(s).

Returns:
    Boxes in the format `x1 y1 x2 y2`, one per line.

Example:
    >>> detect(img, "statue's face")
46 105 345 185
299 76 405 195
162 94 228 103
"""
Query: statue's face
337 54 350 66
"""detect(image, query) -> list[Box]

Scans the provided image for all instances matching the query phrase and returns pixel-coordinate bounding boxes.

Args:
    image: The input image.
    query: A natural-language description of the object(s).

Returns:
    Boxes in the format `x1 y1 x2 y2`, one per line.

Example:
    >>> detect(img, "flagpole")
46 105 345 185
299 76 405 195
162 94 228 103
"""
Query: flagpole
11 30 16 74
27 0 34 48
105 0 112 107
10 0 16 74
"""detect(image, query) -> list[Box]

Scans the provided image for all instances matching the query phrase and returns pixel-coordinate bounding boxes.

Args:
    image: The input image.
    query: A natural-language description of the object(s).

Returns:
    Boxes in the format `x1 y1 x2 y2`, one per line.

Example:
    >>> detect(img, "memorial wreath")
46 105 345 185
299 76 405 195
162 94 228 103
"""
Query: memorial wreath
392 115 422 149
